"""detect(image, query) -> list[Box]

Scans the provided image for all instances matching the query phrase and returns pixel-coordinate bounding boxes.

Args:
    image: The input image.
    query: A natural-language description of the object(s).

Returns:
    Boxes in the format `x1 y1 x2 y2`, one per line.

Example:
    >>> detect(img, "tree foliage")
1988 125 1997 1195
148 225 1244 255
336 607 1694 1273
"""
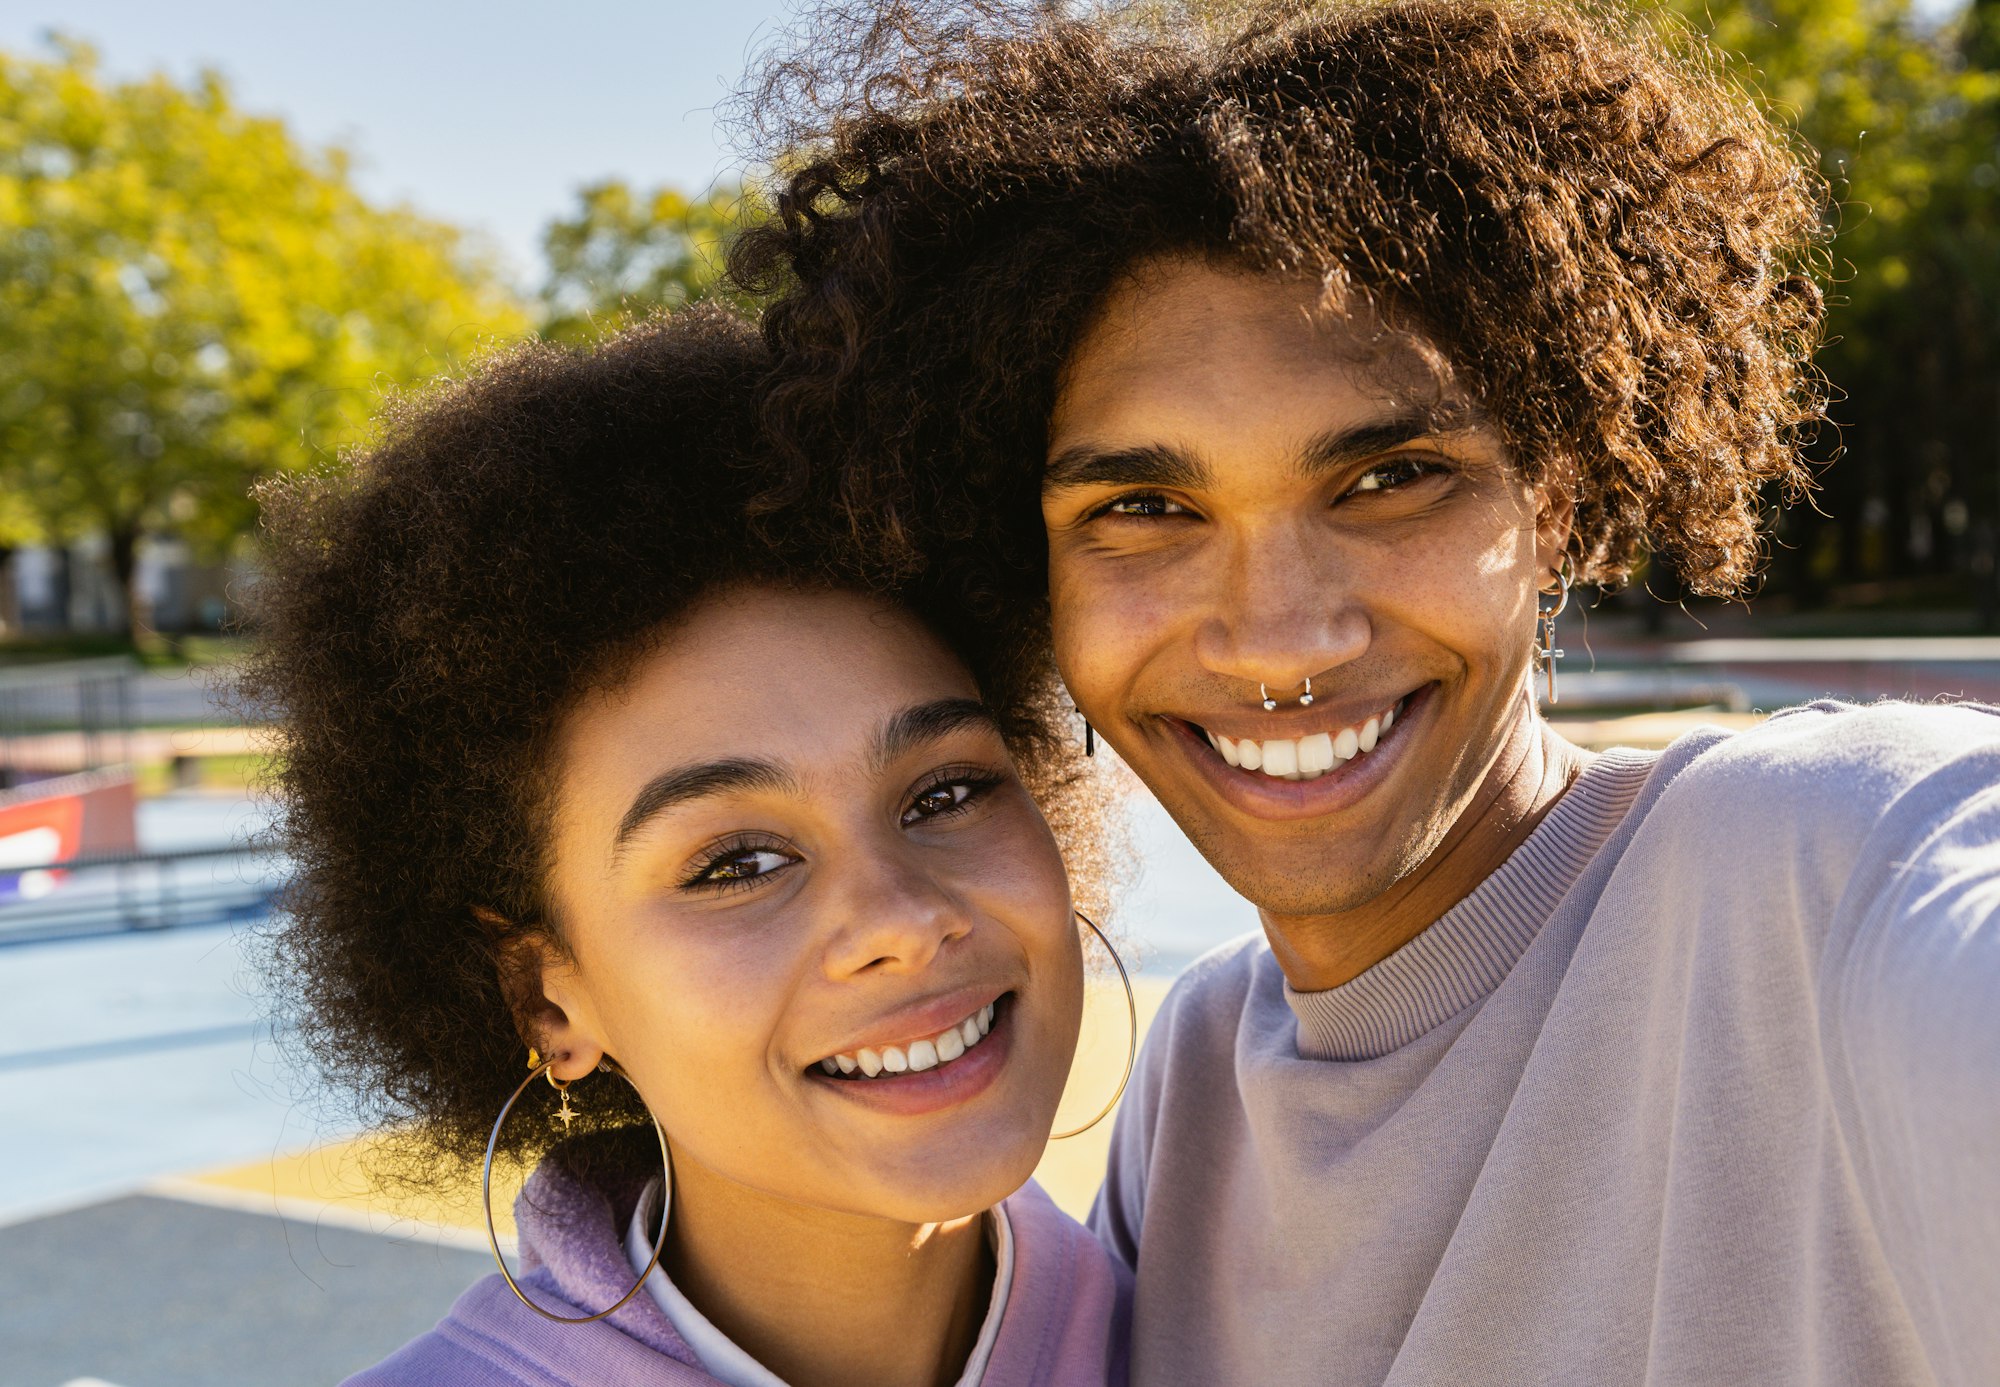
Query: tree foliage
0 39 528 629
538 178 761 342
1659 0 2000 612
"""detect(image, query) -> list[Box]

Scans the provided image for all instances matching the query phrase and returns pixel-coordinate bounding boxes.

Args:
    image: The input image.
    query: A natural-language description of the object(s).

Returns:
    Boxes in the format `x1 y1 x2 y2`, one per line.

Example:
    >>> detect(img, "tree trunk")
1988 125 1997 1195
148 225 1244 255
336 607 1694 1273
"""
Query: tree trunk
107 524 143 639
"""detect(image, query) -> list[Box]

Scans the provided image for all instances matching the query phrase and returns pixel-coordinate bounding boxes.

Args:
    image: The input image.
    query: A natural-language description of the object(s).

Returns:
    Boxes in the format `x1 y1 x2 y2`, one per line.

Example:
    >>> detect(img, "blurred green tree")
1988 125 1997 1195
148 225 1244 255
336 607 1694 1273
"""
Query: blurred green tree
1663 0 2000 616
0 39 529 633
538 178 762 342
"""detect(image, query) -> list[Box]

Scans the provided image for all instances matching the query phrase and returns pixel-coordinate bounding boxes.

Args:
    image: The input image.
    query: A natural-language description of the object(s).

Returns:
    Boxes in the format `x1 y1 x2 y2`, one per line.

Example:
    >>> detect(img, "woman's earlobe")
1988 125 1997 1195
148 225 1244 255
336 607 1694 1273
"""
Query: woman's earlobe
493 927 607 1082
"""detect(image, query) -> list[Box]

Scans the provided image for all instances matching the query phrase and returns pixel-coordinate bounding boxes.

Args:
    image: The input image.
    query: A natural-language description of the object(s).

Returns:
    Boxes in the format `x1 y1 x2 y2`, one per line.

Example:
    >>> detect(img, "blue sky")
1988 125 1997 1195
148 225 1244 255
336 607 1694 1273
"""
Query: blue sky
6 0 1970 288
1 0 797 286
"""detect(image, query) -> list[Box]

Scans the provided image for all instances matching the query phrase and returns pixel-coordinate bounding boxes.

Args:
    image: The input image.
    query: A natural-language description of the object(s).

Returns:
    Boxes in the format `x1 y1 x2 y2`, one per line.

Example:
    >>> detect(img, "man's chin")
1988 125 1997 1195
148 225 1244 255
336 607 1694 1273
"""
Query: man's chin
1185 830 1424 921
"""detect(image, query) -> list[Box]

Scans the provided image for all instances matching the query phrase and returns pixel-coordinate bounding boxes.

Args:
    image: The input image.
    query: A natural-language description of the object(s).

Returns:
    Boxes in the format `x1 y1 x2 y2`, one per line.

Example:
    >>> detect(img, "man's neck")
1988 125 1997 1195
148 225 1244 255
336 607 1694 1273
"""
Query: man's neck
1264 702 1588 993
664 1150 993 1387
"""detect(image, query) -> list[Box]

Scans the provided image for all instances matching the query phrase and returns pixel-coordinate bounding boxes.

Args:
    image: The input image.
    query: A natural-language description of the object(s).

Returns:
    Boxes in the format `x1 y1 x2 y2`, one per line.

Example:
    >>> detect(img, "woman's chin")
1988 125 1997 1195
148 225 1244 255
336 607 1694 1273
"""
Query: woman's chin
821 1120 1055 1226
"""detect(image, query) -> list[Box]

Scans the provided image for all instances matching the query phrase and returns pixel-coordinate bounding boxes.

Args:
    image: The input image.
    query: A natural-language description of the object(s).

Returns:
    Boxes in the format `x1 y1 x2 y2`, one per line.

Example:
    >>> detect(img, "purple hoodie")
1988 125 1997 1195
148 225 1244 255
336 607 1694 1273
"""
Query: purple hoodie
345 1148 1128 1387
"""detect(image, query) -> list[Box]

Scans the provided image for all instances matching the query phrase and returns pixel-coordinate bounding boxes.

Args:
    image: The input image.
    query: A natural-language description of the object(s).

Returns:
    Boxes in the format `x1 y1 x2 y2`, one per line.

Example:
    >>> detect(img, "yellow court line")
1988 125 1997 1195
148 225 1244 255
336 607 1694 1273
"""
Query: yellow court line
177 976 1177 1238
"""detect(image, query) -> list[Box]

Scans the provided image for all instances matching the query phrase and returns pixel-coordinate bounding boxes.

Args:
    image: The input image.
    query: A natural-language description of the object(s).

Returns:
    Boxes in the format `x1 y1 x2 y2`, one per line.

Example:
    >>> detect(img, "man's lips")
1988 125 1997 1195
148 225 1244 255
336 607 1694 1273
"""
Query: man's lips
1157 683 1435 820
1192 693 1409 780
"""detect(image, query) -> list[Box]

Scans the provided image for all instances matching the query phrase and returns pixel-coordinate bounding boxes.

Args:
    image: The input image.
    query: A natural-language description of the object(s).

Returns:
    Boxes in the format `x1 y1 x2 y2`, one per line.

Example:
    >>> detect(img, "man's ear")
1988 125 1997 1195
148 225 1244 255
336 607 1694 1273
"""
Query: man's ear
487 913 606 1083
1532 468 1578 573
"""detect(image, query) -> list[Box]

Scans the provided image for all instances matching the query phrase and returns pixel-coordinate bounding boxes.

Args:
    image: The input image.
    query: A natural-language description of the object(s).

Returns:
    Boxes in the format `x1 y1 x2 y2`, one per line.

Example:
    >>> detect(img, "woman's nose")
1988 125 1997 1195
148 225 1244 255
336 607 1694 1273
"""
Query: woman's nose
818 857 973 979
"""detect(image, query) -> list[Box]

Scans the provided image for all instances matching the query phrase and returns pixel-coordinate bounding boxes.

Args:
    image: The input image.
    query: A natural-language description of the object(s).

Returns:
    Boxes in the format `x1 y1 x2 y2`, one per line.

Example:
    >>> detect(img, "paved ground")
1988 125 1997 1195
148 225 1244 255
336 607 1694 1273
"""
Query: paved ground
0 1195 490 1387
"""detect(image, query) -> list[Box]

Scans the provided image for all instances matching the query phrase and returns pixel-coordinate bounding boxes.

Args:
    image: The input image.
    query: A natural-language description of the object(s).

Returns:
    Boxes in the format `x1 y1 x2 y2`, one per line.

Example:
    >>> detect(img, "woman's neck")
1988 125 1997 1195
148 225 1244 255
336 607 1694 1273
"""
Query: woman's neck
663 1147 995 1387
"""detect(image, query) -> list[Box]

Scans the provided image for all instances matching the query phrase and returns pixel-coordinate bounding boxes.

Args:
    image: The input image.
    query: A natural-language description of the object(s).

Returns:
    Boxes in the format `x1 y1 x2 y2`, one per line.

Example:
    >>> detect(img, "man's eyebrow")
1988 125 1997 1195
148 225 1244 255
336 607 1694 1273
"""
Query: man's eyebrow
1297 404 1491 479
1042 441 1213 493
872 698 1006 772
613 758 796 853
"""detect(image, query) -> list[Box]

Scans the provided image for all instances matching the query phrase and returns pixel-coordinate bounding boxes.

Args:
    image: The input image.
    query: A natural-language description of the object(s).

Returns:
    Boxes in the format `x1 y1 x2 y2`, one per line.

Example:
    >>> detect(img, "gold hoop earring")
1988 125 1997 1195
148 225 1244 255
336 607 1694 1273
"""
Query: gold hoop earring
483 1053 670 1324
1050 910 1138 1140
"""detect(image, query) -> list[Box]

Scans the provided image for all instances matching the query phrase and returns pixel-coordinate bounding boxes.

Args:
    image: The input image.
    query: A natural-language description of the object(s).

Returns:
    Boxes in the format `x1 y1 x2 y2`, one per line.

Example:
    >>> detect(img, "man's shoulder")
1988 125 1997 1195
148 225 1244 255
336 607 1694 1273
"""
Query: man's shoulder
1654 699 2000 822
1141 930 1284 1058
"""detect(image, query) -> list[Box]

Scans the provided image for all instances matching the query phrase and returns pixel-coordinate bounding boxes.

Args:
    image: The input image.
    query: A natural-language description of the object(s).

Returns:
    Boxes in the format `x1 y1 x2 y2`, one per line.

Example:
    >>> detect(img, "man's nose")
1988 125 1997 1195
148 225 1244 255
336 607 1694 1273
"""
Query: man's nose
1192 524 1369 695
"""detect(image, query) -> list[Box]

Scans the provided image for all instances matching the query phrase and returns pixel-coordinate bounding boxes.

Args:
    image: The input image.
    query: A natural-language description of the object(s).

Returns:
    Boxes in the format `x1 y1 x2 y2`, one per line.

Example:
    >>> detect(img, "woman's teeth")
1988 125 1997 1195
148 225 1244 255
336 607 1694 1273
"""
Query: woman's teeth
817 1002 996 1080
1204 703 1397 781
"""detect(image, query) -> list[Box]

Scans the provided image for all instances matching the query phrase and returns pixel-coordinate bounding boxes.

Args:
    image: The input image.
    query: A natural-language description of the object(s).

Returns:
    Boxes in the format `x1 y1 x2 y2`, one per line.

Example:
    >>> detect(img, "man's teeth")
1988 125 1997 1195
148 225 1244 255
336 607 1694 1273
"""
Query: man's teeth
818 1003 996 1079
1204 704 1396 781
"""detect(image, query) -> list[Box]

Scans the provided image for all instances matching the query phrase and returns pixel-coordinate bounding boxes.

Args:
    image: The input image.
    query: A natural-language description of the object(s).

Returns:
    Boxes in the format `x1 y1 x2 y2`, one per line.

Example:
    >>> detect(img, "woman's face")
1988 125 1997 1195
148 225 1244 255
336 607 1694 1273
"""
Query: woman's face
533 585 1083 1225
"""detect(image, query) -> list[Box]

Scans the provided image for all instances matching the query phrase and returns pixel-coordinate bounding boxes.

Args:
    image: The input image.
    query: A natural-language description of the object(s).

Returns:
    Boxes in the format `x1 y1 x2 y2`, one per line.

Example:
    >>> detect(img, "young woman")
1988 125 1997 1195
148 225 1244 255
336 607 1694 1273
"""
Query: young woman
247 305 1129 1387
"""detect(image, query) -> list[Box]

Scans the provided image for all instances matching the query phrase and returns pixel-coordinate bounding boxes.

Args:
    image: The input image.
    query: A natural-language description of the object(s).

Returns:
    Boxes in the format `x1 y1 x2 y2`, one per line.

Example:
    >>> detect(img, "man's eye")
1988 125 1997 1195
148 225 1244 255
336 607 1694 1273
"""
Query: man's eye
1101 493 1188 518
1348 458 1440 495
689 847 793 888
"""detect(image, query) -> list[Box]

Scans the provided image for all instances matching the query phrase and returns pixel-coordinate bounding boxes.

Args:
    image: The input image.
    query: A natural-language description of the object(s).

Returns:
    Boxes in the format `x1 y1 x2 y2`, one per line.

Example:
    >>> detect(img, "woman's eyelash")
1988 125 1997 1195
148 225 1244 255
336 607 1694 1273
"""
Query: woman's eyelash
904 768 1006 824
680 834 796 892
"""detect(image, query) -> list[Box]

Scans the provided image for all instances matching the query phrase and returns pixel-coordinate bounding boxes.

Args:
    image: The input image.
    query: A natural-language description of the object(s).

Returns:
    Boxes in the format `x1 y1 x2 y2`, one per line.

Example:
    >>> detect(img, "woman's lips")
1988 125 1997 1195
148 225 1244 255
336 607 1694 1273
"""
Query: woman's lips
805 994 1015 1117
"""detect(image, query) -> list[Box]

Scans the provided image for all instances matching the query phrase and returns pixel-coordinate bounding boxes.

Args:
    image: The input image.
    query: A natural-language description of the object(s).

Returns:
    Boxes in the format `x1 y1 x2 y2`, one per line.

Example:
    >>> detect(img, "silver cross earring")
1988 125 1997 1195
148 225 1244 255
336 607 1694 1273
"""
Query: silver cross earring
1534 561 1572 704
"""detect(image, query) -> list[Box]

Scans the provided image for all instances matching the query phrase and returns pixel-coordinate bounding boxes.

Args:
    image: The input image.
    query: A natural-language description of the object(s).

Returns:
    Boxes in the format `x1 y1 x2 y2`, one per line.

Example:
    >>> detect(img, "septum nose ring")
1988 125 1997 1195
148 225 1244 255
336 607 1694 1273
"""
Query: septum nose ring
1259 679 1315 712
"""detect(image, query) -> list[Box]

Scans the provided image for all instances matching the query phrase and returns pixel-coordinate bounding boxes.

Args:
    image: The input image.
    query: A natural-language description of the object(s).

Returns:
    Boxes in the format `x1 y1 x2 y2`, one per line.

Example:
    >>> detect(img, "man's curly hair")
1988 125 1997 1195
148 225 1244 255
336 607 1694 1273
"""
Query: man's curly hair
243 305 1111 1187
732 0 1829 641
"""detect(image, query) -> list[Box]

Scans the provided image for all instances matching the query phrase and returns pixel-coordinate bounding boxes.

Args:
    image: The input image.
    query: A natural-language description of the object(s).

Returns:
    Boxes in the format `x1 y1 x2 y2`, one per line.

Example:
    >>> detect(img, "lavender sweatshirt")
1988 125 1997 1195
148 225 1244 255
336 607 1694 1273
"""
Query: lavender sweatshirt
1094 701 2000 1386
349 1150 1127 1386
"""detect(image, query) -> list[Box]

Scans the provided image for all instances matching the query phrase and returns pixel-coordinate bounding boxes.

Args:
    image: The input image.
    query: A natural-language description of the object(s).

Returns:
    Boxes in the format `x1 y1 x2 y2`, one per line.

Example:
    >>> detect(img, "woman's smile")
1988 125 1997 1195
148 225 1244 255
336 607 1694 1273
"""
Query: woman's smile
806 993 1016 1117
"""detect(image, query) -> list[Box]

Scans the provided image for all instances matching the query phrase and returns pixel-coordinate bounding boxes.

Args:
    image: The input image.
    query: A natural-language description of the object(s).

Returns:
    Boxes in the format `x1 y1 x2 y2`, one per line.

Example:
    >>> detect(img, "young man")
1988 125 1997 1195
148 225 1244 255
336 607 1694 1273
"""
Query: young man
737 2 2000 1382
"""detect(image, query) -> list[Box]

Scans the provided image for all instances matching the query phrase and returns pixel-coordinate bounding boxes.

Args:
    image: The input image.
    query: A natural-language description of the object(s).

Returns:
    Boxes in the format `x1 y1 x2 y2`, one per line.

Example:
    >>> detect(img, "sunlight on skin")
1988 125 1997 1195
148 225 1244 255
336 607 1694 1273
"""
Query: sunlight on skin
1044 256 1586 991
521 586 1083 1387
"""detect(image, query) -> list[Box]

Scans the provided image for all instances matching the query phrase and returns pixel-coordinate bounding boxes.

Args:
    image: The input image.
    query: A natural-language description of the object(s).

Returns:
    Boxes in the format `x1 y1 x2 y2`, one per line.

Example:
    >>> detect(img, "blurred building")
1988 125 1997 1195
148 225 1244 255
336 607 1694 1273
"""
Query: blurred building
2 538 249 635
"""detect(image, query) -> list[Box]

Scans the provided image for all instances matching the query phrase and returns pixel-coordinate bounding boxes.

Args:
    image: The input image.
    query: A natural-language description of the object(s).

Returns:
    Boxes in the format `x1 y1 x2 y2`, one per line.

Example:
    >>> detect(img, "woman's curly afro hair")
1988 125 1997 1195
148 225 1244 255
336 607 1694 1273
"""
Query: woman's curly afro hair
733 0 1830 642
243 305 1111 1187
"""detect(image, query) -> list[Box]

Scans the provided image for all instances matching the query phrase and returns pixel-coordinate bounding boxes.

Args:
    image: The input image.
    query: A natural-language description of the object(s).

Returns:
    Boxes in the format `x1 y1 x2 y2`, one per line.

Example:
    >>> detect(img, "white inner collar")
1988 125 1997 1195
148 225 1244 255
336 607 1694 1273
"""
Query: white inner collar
624 1168 1015 1387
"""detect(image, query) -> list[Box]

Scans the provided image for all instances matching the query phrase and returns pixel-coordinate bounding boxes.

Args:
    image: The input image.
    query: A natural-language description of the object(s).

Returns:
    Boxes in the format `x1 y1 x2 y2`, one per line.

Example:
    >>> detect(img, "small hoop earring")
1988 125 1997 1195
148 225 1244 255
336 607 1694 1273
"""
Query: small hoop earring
1260 683 1278 712
1299 677 1314 708
483 1054 670 1324
1050 910 1138 1140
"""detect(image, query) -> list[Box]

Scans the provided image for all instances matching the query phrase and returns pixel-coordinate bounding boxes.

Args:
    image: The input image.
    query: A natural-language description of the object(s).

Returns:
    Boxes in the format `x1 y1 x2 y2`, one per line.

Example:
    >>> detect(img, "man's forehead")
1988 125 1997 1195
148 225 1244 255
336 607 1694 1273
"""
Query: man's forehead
1063 255 1470 410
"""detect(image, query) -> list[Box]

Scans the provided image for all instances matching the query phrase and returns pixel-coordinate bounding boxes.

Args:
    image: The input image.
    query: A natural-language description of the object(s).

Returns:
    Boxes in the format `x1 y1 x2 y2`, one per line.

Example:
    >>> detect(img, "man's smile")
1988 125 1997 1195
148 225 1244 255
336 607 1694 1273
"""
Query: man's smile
1190 691 1414 780
1154 683 1437 822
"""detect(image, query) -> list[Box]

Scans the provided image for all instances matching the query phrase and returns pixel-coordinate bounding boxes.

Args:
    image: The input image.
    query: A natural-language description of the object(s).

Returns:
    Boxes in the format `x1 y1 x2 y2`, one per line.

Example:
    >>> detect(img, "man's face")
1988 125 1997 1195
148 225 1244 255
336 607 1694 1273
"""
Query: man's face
1042 256 1559 918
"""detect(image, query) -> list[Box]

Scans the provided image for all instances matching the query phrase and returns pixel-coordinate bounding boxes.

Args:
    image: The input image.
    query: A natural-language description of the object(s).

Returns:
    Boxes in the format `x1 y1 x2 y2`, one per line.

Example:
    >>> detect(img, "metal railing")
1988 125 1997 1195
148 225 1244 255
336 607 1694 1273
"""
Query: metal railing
0 842 286 946
0 657 139 785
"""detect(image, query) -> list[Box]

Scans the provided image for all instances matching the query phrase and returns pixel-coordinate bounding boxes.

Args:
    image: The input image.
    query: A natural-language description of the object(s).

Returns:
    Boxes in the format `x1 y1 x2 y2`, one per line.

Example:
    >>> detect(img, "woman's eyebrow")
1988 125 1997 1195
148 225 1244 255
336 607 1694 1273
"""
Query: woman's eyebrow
871 698 1005 772
614 758 796 853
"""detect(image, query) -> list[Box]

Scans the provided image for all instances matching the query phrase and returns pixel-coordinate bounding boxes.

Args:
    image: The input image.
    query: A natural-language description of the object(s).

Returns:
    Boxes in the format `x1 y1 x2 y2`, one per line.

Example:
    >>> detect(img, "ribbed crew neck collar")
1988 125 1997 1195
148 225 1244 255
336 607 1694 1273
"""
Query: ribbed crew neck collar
1285 747 1657 1061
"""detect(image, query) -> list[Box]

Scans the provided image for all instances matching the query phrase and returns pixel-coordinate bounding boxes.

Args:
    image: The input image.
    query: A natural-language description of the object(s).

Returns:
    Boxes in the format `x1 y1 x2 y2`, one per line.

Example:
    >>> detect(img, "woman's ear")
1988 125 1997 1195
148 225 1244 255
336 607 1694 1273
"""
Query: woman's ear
489 915 607 1083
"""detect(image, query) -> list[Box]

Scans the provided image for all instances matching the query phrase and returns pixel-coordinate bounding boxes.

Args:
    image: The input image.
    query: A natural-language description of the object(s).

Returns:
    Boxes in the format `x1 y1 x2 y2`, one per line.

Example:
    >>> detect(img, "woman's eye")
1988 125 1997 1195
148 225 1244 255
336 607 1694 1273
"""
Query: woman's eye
1101 492 1188 518
690 847 793 888
900 776 996 827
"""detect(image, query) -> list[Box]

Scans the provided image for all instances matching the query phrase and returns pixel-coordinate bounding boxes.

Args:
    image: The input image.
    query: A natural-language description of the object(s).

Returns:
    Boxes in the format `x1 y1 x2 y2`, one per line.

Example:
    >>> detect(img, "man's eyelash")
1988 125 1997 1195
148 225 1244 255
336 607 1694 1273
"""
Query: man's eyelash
1088 491 1185 520
1349 457 1450 494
